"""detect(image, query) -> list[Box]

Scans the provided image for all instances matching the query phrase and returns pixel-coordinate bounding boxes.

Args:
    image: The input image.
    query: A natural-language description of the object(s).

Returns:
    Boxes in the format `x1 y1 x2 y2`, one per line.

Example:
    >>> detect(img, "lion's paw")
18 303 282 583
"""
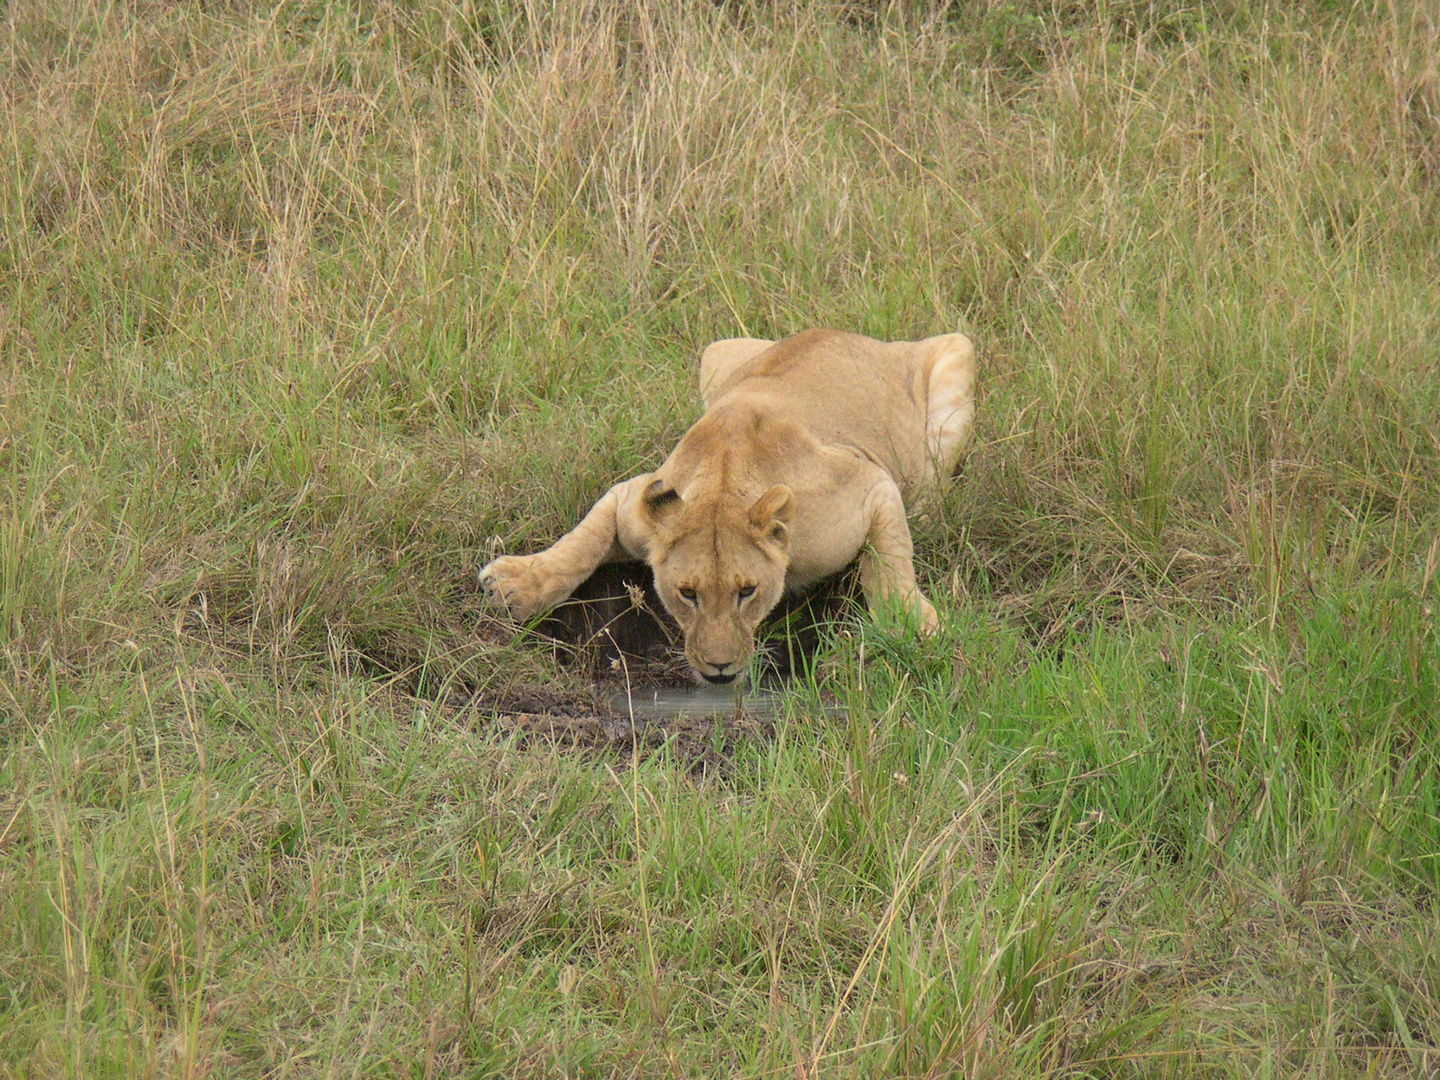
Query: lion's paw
478 555 562 620
917 597 940 637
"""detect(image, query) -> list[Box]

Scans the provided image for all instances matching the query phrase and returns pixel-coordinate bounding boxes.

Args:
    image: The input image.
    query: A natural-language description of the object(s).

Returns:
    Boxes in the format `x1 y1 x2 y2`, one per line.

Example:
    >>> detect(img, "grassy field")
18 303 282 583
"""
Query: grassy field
3 0 1440 1075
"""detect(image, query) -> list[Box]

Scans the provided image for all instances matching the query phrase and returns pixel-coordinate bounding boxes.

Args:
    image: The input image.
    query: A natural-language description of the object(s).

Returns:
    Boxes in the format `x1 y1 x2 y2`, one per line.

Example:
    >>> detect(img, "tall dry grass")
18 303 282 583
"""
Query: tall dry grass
2 1 1439 1076
4 0 1438 672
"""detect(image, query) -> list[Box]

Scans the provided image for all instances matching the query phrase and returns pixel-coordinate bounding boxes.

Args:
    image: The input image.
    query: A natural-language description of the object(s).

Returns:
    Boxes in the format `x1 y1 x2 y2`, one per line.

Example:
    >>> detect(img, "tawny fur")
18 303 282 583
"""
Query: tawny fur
480 329 977 682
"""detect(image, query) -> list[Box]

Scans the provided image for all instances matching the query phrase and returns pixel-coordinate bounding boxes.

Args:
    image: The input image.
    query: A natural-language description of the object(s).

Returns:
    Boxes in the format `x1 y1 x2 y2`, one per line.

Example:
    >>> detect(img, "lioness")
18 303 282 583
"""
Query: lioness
480 329 976 683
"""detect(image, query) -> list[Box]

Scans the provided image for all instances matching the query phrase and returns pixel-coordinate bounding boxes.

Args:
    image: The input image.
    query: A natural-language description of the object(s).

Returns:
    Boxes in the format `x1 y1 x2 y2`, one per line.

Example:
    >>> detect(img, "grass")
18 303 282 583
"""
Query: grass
2 0 1439 1074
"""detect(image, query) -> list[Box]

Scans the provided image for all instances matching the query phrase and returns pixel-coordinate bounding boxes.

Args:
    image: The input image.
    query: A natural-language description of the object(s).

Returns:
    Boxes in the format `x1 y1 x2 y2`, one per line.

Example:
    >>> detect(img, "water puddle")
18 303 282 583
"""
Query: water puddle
471 679 842 774
608 683 774 720
608 683 843 722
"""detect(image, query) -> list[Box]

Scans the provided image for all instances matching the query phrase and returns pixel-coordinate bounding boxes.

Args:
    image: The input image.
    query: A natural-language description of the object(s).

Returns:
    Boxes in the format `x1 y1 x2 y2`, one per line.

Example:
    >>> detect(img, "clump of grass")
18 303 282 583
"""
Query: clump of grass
3 0 1439 1075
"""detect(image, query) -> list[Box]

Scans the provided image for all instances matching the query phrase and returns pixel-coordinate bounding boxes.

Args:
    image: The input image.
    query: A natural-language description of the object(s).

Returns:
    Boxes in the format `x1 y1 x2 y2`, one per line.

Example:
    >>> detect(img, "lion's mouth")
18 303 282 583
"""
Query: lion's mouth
700 671 738 685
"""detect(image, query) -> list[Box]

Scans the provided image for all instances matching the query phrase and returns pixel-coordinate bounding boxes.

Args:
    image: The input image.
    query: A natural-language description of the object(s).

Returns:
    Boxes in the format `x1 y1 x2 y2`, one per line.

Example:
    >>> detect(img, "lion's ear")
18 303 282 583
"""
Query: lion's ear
641 478 683 526
748 484 794 548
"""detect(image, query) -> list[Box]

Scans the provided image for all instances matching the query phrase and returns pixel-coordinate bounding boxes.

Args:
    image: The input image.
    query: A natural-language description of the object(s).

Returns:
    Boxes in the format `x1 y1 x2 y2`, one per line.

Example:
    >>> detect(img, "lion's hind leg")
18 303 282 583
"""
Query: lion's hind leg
698 337 774 407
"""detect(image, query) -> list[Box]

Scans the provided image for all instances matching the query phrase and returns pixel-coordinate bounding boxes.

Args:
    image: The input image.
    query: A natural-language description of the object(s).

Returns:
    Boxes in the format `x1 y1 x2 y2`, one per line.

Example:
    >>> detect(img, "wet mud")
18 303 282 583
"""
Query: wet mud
467 563 856 775
466 678 780 779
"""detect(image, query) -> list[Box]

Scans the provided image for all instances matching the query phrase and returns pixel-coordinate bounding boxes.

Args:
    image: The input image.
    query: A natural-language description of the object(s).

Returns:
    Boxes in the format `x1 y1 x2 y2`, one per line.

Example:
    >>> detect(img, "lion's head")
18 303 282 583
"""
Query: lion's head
641 480 794 683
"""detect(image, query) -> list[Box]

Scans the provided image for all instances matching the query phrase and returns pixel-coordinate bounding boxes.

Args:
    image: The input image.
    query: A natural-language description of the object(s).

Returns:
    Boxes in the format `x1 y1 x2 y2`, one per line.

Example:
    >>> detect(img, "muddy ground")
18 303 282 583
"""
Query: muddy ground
465 678 784 779
464 562 856 776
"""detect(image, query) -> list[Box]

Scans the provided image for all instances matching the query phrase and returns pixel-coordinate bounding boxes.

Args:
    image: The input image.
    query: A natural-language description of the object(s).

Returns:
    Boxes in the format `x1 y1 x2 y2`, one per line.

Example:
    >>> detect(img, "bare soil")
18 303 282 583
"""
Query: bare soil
458 563 858 775
465 679 778 779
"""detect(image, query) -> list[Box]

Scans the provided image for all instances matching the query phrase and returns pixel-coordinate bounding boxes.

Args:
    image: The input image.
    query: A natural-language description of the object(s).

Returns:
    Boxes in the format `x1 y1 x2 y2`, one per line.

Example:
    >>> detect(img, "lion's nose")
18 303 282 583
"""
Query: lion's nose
699 660 739 684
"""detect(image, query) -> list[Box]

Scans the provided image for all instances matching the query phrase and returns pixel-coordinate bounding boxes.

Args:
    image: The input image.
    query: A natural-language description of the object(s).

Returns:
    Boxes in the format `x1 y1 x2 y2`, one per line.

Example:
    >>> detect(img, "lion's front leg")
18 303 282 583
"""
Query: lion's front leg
480 475 652 621
857 479 940 634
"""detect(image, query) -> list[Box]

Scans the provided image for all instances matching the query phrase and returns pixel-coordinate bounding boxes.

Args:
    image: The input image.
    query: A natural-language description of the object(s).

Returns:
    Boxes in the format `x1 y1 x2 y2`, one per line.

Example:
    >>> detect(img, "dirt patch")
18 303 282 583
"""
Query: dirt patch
466 679 779 779
468 680 615 718
461 563 856 775
535 563 684 676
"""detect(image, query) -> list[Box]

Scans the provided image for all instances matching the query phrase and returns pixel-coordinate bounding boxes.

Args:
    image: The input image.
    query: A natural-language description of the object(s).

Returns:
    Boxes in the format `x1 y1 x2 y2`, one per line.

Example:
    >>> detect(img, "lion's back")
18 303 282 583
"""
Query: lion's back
715 330 931 474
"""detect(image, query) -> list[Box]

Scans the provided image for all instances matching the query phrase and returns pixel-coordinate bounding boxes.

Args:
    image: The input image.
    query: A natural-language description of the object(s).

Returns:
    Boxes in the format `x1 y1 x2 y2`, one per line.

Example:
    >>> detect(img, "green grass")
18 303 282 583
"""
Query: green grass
3 0 1440 1075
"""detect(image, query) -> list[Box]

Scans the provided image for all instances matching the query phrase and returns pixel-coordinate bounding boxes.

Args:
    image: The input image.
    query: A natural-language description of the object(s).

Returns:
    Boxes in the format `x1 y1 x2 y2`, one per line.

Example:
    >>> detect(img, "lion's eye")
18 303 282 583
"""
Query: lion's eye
737 585 756 602
679 587 698 604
